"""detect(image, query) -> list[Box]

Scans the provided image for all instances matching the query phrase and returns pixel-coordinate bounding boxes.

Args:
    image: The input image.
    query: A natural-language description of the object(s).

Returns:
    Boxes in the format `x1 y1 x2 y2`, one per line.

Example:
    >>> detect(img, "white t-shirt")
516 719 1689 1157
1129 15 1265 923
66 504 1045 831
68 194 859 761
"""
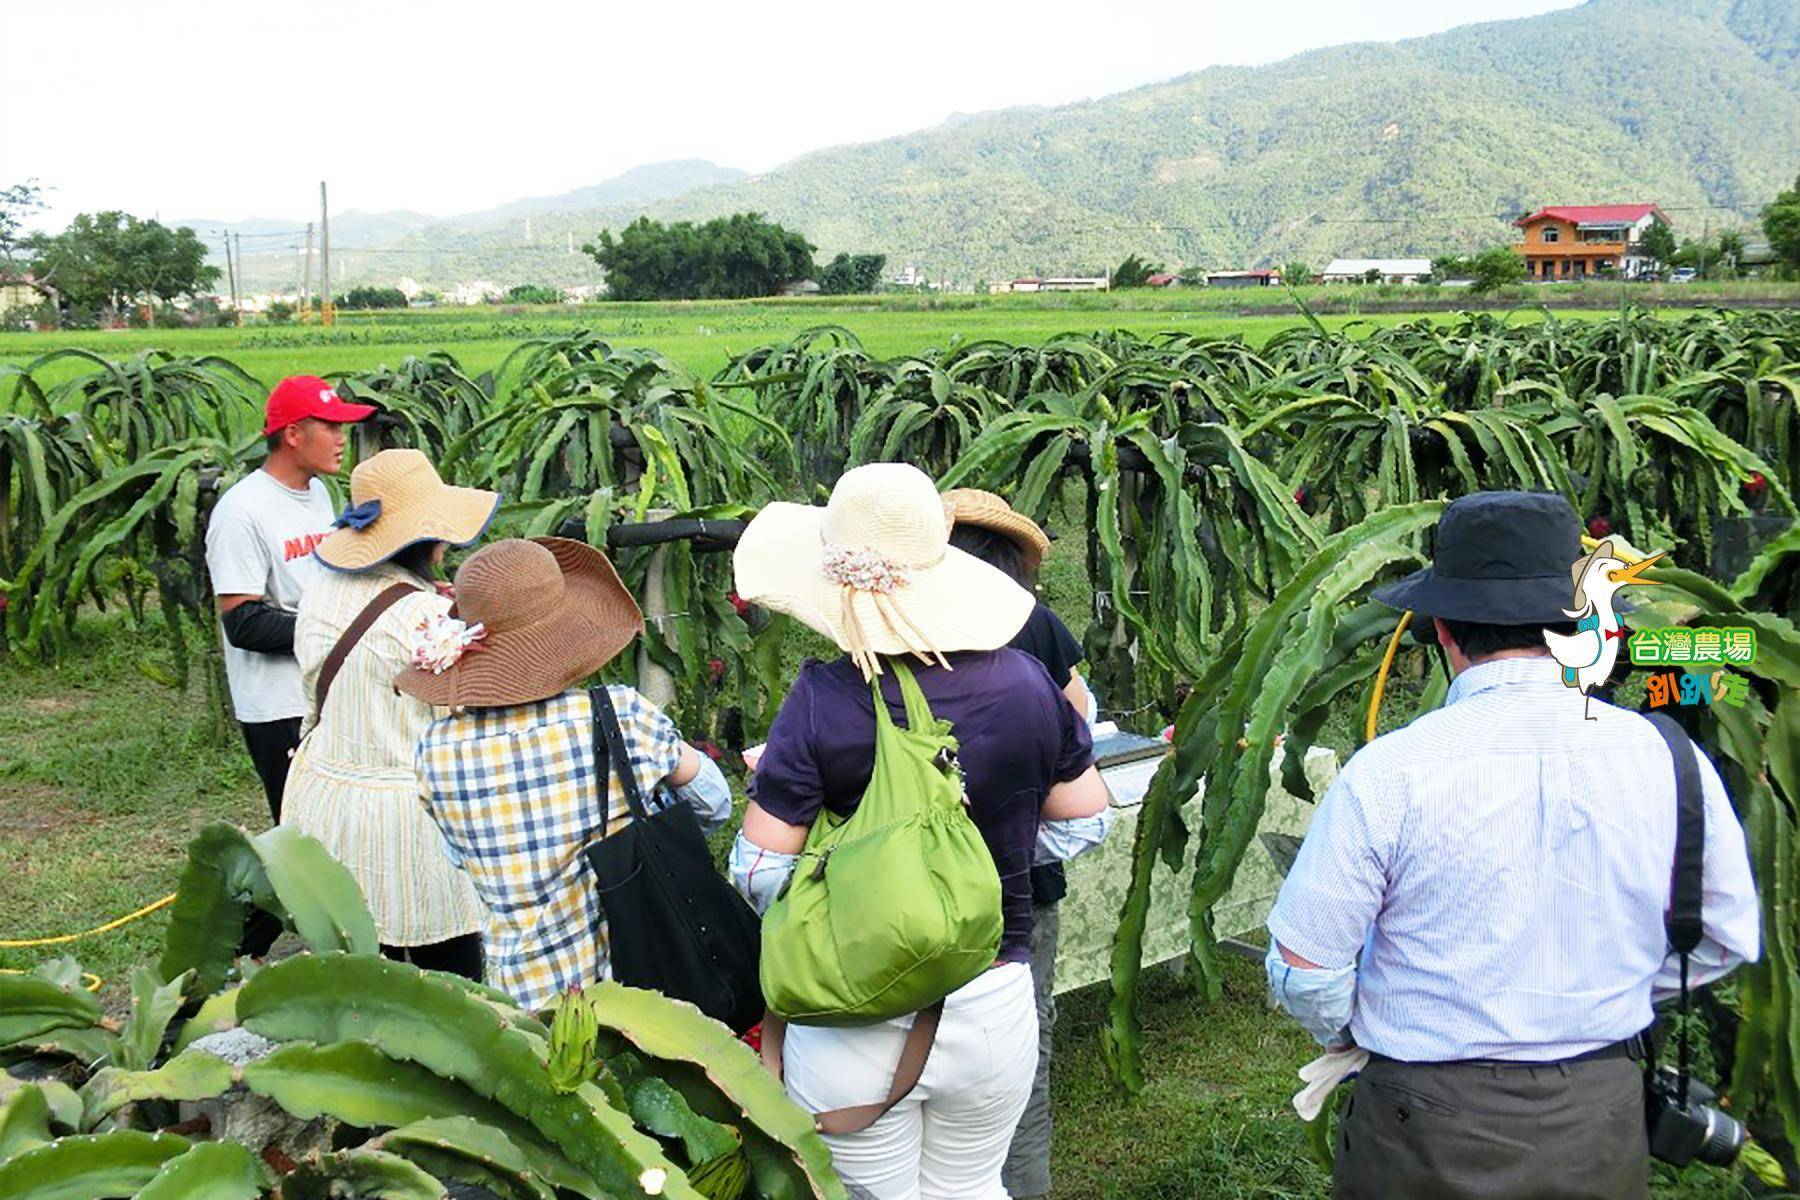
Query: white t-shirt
204 468 336 724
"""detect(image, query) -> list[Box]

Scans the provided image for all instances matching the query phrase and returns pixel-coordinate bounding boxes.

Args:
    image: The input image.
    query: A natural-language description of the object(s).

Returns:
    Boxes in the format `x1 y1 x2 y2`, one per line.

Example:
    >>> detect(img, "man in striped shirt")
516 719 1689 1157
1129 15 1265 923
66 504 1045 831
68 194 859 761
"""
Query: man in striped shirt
1267 492 1759 1200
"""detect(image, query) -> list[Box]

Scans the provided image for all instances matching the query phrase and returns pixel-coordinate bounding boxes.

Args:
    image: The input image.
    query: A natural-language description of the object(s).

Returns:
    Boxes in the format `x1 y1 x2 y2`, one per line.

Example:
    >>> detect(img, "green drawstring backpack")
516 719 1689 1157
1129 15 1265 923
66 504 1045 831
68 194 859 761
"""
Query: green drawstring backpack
759 657 1004 1027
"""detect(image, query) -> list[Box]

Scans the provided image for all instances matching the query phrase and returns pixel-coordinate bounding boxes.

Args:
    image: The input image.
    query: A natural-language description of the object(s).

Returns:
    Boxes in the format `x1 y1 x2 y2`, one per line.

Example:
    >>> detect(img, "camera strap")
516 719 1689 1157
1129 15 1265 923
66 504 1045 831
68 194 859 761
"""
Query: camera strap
1645 712 1705 1106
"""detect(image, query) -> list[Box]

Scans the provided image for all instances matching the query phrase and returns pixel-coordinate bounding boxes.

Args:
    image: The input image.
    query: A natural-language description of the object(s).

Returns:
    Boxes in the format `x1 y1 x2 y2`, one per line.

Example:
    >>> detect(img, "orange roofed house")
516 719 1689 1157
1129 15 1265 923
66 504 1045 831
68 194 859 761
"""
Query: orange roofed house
1514 204 1669 282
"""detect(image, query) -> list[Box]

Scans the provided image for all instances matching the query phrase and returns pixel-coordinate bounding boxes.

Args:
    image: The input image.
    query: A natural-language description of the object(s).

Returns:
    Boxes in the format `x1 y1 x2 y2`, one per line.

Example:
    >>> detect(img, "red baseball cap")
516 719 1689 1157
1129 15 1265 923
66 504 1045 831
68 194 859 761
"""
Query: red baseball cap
263 375 377 436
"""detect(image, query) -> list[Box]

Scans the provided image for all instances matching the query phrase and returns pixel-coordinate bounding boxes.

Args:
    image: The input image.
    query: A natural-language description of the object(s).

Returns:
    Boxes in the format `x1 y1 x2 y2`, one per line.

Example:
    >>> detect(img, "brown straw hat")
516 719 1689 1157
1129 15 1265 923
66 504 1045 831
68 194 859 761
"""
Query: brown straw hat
393 537 644 709
734 463 1034 680
943 488 1050 572
314 449 499 572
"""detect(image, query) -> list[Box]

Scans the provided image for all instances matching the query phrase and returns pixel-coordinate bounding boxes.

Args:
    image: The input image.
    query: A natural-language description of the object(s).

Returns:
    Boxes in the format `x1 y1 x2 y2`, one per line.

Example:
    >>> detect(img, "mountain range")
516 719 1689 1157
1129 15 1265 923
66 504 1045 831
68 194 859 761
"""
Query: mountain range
224 0 1799 293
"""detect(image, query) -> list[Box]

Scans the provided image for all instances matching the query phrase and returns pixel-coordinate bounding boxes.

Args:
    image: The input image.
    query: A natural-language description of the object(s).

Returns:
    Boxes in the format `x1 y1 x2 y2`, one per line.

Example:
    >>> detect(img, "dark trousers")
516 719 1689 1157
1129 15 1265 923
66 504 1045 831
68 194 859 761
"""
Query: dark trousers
1001 901 1059 1198
238 718 302 959
240 717 303 823
381 935 484 982
1335 1053 1649 1200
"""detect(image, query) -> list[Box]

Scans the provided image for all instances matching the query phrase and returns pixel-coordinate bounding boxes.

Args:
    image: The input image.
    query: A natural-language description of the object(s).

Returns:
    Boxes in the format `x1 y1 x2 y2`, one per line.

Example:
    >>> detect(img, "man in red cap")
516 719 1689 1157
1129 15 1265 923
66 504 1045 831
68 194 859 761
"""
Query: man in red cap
204 376 374 828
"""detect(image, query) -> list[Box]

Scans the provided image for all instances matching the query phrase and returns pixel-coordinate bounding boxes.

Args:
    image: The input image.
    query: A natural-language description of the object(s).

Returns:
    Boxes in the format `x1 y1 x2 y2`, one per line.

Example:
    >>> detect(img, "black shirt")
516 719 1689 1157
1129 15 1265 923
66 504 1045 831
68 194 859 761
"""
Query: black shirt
1010 601 1085 907
1011 602 1083 690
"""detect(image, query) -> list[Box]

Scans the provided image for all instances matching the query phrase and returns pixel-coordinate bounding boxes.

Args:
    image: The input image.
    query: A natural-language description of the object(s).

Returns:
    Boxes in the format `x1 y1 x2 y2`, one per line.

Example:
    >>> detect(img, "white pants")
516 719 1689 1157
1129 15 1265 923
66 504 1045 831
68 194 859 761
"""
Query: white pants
784 963 1038 1200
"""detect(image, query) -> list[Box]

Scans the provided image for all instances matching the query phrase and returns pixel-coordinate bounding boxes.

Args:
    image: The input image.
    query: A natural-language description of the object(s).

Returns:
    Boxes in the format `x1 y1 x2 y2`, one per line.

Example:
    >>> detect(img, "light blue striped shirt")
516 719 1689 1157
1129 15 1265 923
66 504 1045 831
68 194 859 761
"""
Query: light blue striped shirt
1268 655 1760 1062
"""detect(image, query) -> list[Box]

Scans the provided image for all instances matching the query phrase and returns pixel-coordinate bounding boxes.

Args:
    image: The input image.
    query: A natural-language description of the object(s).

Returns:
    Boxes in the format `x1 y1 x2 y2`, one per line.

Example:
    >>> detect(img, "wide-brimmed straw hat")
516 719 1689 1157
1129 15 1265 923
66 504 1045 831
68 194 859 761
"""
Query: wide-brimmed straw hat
1371 490 1588 624
393 537 644 709
943 488 1051 572
734 463 1035 680
314 449 499 572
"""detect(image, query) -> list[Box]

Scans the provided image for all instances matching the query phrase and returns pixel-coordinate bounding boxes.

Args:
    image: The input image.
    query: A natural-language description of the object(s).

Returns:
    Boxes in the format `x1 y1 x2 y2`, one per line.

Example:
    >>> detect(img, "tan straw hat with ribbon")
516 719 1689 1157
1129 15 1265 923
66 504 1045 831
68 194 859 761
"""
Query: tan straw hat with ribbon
734 463 1035 680
393 537 644 709
314 449 499 572
943 488 1050 572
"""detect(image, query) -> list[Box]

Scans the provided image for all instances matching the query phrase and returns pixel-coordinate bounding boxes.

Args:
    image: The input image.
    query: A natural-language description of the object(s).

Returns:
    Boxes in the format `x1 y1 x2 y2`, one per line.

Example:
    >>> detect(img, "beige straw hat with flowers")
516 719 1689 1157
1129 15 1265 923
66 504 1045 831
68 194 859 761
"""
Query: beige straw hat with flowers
943 488 1051 572
393 537 645 709
734 463 1035 680
314 449 499 572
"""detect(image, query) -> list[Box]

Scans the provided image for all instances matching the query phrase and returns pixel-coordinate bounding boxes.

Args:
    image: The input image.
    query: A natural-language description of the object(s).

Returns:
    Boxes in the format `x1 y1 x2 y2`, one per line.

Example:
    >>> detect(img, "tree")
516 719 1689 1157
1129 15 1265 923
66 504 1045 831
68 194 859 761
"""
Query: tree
1 179 47 275
500 284 563 304
1283 260 1313 286
583 212 815 300
817 252 887 295
1362 266 1384 285
24 211 218 312
338 285 408 309
1467 245 1526 293
1637 220 1678 272
1761 175 1800 271
1111 253 1163 289
1430 254 1472 282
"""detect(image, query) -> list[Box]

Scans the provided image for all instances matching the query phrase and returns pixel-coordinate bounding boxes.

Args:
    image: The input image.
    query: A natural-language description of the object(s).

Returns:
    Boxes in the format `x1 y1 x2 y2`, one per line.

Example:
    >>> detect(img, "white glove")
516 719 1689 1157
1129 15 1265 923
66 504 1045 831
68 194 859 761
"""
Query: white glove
1292 1047 1370 1121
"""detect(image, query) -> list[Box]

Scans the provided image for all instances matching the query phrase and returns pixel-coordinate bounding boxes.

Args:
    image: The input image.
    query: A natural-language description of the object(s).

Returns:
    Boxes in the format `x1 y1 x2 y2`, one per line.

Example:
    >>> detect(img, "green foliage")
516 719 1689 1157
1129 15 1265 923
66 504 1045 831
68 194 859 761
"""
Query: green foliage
1468 245 1527 292
23 212 218 313
1283 261 1313 286
1113 254 1165 289
816 253 886 296
501 284 563 305
337 286 410 310
1765 173 1800 270
158 821 379 999
585 212 816 300
1640 220 1679 269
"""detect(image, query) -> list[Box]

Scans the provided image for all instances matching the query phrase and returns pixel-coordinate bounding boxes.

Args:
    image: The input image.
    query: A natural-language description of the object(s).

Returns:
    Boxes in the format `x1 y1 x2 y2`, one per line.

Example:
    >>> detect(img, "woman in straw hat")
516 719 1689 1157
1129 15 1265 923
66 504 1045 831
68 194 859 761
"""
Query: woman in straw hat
399 537 732 1013
284 448 498 979
730 463 1109 1200
944 488 1112 1200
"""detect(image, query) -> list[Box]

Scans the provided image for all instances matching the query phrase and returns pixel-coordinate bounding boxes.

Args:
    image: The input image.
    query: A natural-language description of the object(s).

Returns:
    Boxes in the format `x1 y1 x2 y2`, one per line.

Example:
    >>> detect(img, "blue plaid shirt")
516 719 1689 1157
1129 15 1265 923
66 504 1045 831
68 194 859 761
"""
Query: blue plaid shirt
416 686 681 1011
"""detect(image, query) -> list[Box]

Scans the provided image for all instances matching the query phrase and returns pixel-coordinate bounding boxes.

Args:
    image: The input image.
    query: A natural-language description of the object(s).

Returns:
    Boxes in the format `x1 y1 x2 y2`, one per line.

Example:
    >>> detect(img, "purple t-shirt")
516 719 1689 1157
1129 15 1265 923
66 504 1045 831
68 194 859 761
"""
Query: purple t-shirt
749 648 1094 964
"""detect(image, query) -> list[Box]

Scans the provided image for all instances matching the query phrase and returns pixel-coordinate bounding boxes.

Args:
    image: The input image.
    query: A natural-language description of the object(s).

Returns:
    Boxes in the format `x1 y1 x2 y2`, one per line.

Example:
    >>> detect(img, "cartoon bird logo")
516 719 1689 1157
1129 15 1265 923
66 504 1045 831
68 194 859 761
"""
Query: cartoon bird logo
1543 538 1664 720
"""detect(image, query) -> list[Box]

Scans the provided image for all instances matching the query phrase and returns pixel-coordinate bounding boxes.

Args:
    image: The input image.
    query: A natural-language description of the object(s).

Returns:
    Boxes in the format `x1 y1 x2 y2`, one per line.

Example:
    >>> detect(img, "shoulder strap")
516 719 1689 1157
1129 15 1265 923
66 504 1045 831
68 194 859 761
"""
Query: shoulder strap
887 658 936 732
313 582 418 725
591 685 651 822
1644 712 1705 954
760 1002 944 1136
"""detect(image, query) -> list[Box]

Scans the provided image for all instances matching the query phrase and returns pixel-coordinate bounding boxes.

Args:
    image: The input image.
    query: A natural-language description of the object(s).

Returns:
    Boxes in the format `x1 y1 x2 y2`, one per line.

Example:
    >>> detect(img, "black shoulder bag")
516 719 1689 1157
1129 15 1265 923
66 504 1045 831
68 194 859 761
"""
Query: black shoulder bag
580 687 765 1033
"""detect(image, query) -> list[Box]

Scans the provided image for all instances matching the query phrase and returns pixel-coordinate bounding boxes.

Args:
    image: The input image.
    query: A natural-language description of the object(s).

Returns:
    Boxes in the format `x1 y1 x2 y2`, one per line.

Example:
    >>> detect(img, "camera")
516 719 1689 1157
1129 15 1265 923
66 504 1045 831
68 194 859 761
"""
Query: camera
1645 1066 1745 1168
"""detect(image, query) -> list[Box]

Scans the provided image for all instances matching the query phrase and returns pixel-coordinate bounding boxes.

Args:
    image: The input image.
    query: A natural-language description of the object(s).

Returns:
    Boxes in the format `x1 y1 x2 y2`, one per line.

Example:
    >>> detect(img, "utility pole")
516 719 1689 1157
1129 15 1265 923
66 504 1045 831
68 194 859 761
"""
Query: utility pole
221 230 238 316
320 181 333 325
233 232 245 323
301 221 314 320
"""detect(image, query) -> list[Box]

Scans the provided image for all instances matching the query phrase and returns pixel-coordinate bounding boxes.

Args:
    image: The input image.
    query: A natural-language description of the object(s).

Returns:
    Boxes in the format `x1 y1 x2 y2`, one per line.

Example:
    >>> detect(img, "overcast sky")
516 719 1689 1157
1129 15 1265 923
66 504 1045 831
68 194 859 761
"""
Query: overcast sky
1 0 1580 229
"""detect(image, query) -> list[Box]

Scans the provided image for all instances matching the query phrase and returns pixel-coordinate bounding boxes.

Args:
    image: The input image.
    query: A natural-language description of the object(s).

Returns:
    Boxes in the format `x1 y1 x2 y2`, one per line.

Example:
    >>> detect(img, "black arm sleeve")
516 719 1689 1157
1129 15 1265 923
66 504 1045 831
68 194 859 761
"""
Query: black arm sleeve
221 600 297 655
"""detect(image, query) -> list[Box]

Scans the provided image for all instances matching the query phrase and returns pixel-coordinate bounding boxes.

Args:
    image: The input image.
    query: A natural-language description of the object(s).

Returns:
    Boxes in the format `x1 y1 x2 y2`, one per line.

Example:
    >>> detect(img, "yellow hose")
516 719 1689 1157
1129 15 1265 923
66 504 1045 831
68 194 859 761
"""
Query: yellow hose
0 893 177 948
0 967 104 993
1366 610 1414 744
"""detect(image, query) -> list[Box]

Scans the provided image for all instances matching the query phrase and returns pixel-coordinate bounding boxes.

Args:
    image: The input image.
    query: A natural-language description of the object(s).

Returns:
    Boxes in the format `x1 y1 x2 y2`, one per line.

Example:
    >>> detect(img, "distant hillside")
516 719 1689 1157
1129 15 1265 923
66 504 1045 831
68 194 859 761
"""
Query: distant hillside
225 162 743 291
447 160 747 229
265 0 1800 290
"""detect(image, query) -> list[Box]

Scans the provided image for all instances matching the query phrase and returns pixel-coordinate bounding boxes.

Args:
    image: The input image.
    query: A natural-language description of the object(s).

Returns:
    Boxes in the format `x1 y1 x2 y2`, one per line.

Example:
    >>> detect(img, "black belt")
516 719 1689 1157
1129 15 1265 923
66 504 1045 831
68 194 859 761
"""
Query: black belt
1375 1036 1645 1069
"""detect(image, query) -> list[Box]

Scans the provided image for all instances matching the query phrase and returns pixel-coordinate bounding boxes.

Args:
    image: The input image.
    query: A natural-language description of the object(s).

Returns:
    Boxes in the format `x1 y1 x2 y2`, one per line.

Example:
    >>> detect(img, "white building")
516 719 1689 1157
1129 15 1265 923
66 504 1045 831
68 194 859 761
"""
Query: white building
1321 258 1434 284
445 280 502 306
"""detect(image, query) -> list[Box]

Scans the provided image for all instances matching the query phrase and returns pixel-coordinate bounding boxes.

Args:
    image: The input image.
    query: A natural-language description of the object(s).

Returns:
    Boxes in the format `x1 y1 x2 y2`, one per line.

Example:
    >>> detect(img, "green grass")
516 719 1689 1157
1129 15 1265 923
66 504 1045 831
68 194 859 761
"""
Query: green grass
0 290 1661 393
0 619 263 1003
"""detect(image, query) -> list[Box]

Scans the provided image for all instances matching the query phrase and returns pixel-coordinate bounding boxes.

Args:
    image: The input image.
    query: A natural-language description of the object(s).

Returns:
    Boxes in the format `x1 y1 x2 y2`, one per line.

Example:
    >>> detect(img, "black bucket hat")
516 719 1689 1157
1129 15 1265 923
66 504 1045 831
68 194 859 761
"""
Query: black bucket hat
1372 491 1584 624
